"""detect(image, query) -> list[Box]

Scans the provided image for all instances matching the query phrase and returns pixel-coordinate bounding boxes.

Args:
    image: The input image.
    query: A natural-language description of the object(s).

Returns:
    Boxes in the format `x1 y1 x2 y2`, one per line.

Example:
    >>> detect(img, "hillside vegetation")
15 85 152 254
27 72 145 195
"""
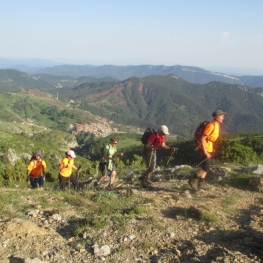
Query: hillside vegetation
1 70 263 138
0 67 263 262
55 75 263 138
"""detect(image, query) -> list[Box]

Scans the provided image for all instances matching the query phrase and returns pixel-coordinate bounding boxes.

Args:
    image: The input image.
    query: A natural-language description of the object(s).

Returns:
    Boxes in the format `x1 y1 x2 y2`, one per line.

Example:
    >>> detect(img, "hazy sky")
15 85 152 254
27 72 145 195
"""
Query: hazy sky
1 0 263 69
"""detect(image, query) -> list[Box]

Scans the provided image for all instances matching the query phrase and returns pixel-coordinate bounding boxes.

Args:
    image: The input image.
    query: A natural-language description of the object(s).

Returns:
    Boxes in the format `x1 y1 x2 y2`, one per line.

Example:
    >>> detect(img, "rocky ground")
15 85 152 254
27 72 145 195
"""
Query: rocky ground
0 173 263 263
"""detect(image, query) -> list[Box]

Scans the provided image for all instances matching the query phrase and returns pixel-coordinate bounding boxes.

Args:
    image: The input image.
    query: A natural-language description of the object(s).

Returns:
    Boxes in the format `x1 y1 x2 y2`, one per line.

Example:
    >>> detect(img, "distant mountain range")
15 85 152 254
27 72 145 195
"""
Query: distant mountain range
1 68 263 138
36 64 263 88
0 58 263 88
42 74 263 138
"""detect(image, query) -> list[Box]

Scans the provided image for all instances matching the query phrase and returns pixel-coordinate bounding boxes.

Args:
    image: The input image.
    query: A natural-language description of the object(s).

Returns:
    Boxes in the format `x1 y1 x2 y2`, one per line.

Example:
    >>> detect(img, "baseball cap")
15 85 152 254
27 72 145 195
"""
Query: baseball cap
67 150 76 158
212 110 227 117
160 125 169 135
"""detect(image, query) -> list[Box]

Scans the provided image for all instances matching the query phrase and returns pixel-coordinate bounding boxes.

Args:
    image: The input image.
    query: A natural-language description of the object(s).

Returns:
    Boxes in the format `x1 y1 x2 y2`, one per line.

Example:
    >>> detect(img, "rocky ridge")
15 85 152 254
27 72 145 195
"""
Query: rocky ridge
0 166 263 263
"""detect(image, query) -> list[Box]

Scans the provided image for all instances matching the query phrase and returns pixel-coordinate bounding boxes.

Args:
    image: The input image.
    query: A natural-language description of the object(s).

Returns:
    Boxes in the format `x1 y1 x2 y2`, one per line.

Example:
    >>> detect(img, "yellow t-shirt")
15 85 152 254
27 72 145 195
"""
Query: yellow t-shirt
201 121 220 153
27 160 46 178
59 158 74 177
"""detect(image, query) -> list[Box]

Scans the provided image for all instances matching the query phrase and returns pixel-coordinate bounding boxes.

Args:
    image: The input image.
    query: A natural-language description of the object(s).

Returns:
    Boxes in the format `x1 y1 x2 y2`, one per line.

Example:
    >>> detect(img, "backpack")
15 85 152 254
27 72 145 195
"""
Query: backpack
140 128 157 144
194 121 210 144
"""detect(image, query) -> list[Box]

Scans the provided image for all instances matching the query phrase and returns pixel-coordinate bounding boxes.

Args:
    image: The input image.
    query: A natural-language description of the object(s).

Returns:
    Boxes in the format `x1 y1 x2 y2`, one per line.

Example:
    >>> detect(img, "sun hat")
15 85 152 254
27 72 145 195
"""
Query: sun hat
212 110 227 117
160 125 169 135
35 151 42 157
66 150 76 158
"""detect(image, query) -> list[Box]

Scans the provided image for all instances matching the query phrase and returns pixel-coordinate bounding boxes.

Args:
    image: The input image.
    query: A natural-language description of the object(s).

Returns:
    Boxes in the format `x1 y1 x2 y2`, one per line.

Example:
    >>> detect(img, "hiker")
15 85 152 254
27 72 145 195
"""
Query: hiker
27 151 46 190
59 150 81 191
139 125 177 188
94 137 124 190
189 110 226 190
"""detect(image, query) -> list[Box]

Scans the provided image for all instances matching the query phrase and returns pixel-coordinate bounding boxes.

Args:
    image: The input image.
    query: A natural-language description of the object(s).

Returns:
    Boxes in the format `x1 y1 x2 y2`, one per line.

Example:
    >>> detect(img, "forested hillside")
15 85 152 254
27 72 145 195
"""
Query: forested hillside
1 69 263 138
55 75 263 138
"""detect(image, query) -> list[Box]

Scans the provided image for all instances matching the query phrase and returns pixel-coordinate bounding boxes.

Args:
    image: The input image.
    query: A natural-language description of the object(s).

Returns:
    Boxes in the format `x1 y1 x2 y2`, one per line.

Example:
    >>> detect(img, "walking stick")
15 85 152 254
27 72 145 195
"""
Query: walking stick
180 157 211 181
77 165 81 180
67 161 71 194
195 157 211 168
166 148 178 166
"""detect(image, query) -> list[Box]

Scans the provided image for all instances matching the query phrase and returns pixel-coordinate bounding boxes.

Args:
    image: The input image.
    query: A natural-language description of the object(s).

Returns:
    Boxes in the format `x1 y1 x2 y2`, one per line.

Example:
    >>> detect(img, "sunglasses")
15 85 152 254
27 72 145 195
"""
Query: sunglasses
112 142 118 144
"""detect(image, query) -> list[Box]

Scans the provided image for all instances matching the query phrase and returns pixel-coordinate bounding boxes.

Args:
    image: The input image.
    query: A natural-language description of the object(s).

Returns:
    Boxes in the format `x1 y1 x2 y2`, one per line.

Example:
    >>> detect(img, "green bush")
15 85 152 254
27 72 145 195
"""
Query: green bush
220 142 259 164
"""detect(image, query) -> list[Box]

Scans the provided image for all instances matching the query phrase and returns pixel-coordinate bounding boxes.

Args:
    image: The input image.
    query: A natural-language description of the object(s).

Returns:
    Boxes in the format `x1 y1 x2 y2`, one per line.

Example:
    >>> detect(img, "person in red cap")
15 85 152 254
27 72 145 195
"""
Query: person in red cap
139 125 177 188
188 110 226 190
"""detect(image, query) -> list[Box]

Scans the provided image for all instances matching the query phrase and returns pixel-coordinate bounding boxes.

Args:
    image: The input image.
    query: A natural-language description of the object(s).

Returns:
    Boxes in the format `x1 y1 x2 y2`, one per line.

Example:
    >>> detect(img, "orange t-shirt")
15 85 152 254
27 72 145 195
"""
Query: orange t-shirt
200 121 220 153
27 160 46 178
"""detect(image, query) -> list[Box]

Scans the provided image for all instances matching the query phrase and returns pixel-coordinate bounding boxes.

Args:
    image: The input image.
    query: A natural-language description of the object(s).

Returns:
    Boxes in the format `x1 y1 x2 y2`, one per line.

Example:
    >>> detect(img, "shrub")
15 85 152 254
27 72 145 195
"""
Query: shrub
220 142 259 164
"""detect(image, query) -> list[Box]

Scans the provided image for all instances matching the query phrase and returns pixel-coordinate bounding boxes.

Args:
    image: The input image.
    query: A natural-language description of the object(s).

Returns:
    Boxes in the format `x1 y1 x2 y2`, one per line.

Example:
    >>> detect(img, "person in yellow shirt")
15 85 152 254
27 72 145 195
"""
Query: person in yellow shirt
59 150 81 191
27 151 46 190
189 110 226 190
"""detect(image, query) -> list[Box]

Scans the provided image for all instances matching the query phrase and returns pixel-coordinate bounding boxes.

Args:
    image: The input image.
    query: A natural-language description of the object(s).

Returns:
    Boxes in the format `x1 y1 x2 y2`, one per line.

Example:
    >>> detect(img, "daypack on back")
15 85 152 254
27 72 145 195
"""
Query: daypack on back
194 121 210 144
140 128 157 144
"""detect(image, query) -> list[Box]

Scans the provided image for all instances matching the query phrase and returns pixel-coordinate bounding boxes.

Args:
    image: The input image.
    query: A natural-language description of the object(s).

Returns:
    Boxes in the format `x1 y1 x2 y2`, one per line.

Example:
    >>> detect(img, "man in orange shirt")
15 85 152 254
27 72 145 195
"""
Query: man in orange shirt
189 110 226 190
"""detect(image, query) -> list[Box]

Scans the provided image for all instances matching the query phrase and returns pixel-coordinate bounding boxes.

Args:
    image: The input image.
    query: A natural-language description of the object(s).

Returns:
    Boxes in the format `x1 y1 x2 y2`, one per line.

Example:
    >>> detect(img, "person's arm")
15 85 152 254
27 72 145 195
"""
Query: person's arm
42 161 46 177
60 160 70 173
161 142 177 152
72 165 81 171
27 162 33 184
201 122 215 158
27 170 31 184
201 135 211 158
103 151 112 161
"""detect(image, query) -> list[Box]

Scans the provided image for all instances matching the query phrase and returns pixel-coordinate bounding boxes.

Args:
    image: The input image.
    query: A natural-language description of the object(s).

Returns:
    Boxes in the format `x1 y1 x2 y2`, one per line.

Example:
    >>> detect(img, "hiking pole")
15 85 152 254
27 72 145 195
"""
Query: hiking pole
67 162 70 194
166 148 178 166
180 157 211 181
77 165 82 180
195 157 211 168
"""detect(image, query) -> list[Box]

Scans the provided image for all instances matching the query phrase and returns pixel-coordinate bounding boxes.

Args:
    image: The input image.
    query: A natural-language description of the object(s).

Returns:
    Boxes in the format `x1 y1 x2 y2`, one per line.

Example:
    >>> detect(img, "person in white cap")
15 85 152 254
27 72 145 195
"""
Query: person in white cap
139 125 177 188
58 150 81 190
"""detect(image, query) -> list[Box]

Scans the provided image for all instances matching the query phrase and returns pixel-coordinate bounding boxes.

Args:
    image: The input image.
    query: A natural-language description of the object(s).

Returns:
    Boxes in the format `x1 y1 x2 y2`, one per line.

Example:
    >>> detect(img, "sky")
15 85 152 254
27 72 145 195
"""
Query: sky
1 0 263 70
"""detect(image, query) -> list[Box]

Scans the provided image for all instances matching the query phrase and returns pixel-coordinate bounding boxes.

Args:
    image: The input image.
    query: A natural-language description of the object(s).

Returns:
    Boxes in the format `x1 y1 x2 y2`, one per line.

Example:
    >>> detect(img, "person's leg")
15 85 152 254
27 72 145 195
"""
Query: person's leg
38 175 44 189
59 175 68 190
30 177 37 189
189 151 211 190
197 157 211 189
107 170 116 190
139 151 156 187
94 163 108 189
70 174 79 191
110 171 116 184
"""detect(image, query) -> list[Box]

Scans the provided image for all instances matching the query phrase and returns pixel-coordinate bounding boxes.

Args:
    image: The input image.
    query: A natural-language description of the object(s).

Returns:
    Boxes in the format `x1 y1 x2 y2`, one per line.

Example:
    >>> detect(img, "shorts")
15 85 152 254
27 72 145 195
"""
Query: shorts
199 150 212 172
99 162 116 176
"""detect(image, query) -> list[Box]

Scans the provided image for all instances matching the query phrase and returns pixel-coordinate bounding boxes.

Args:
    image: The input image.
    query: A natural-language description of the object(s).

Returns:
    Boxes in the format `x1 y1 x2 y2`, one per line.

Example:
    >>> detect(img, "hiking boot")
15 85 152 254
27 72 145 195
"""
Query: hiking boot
94 181 100 190
107 184 113 191
198 180 209 190
188 177 198 191
139 176 147 188
144 176 153 185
